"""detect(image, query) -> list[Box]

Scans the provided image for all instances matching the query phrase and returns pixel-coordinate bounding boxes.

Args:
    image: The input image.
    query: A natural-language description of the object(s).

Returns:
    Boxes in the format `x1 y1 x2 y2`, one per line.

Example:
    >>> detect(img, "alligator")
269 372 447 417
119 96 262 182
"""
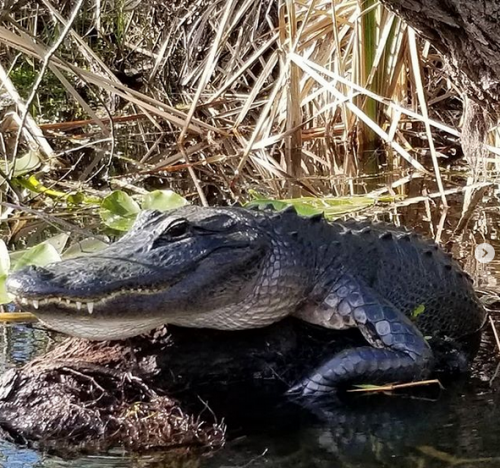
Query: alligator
6 205 486 396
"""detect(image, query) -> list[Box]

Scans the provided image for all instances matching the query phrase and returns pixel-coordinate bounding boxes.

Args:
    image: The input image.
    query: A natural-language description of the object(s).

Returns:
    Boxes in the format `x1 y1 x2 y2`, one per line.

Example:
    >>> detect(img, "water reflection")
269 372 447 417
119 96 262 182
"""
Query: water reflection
1 218 500 468
0 323 50 373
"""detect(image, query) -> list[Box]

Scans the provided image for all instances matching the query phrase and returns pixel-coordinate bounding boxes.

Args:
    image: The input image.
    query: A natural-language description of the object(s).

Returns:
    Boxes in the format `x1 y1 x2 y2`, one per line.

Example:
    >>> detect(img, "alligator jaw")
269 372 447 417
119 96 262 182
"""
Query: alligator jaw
10 287 172 339
14 295 97 314
36 313 166 340
11 285 166 316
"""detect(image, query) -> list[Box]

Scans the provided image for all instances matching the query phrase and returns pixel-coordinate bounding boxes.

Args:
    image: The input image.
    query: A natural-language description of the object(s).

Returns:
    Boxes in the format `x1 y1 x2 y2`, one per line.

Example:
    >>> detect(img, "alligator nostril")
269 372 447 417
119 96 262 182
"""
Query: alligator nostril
6 264 55 295
5 274 23 293
18 264 54 281
35 266 54 280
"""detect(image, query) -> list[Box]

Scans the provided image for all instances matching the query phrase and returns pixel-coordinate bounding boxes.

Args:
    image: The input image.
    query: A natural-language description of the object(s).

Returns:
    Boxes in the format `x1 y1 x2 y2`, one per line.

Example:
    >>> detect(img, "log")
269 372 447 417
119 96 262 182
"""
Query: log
0 319 359 453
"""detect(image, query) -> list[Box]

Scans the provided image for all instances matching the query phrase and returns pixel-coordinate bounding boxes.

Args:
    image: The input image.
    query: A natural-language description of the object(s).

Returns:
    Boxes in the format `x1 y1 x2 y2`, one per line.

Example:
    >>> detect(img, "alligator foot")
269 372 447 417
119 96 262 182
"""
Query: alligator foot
290 275 434 397
287 346 430 397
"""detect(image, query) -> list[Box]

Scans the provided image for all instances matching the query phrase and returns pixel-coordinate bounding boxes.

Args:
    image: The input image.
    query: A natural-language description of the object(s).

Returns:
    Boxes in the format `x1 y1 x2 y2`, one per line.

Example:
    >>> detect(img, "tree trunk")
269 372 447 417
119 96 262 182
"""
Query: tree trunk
380 0 500 110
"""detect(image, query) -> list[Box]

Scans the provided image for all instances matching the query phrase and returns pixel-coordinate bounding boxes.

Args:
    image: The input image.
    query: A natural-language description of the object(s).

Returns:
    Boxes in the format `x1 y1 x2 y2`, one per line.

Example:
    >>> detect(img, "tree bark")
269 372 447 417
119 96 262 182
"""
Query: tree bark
380 0 500 110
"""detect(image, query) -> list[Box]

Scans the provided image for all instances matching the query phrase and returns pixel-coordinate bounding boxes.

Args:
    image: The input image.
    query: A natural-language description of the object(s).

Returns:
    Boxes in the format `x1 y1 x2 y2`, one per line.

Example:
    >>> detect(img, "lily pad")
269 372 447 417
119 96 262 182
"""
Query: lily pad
246 195 389 219
142 190 189 212
13 243 61 272
0 241 11 304
100 190 141 231
63 237 109 259
12 150 41 178
0 151 41 185
43 233 70 254
0 240 10 276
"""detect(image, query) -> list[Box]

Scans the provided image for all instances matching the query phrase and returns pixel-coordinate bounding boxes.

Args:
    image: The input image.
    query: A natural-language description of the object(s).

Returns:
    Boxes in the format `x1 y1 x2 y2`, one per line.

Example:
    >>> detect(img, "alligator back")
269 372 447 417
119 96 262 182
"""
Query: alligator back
324 220 485 344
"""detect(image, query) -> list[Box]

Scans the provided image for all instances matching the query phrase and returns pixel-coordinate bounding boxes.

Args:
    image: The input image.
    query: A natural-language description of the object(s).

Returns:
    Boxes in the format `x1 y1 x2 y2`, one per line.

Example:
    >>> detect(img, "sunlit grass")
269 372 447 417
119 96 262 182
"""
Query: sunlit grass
0 0 495 221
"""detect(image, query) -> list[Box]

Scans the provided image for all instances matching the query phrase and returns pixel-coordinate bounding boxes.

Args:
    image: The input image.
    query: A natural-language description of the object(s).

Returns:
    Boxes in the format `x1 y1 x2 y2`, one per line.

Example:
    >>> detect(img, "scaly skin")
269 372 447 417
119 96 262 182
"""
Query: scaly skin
6 206 486 395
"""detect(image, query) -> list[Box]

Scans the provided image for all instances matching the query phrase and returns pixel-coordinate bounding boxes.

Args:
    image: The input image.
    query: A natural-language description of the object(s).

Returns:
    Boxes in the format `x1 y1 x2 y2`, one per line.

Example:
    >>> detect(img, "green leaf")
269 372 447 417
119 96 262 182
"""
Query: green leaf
63 237 109 259
13 243 61 272
0 240 10 276
11 150 41 177
246 199 292 212
0 241 11 304
0 276 12 304
8 236 68 271
352 384 383 390
142 190 189 212
411 304 426 320
9 249 27 268
67 192 85 205
0 151 42 185
100 190 141 231
43 233 70 254
246 195 393 219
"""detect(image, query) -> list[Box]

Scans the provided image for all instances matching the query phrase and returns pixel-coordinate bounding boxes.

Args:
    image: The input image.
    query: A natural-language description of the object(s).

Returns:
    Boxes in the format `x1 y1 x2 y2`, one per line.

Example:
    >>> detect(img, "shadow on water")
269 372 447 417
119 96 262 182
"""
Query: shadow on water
2 213 500 467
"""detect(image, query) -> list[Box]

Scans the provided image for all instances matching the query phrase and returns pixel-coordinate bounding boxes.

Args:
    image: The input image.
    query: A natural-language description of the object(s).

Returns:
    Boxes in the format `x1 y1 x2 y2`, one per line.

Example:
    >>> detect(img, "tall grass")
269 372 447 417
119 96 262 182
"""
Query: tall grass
0 0 496 214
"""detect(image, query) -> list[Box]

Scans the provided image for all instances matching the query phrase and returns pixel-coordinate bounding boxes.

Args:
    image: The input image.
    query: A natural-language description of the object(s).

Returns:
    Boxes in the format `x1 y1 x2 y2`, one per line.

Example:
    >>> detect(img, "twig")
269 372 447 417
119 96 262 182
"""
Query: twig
488 315 500 353
177 0 237 206
488 315 500 386
0 201 108 242
347 379 443 393
12 0 85 160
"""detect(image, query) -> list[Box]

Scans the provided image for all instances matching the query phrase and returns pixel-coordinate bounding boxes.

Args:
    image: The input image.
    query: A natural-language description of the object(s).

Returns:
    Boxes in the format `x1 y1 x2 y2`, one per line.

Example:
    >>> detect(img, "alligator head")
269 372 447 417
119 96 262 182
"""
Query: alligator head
6 206 308 340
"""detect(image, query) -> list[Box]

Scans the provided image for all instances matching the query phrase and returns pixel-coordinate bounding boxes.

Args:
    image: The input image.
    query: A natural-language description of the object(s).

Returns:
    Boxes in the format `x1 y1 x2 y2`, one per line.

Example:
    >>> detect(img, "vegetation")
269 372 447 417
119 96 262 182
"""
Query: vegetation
0 0 497 301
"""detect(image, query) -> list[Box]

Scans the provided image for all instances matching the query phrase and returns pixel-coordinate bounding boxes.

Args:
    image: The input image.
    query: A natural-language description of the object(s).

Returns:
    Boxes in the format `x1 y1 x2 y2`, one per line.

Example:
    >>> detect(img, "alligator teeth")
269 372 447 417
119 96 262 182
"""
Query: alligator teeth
76 301 82 311
32 300 39 310
21 298 28 305
66 299 71 305
87 302 94 314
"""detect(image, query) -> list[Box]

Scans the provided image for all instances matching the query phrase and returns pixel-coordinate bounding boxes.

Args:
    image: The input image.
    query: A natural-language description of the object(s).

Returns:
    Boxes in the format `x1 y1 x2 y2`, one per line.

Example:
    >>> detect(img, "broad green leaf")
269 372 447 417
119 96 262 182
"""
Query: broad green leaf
43 233 70 254
0 151 42 185
247 194 399 219
247 195 382 219
0 240 10 276
142 190 189 212
100 190 141 231
9 249 27 268
63 237 109 259
0 276 12 304
245 199 292 212
411 304 425 320
13 243 61 271
11 150 41 177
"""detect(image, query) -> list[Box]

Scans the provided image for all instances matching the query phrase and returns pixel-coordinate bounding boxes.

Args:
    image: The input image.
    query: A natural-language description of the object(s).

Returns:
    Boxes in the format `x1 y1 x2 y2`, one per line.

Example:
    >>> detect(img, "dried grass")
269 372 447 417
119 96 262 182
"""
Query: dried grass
0 0 497 231
0 336 225 453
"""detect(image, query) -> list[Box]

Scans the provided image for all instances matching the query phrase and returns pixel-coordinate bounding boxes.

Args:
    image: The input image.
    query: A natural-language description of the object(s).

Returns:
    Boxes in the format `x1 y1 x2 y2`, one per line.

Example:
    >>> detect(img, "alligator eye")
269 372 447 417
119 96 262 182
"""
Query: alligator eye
167 220 189 238
152 220 190 249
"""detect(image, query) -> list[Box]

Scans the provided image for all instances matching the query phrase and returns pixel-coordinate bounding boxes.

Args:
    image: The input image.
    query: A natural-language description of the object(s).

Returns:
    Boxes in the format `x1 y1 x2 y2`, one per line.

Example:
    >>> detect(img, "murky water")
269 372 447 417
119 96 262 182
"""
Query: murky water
1 225 500 468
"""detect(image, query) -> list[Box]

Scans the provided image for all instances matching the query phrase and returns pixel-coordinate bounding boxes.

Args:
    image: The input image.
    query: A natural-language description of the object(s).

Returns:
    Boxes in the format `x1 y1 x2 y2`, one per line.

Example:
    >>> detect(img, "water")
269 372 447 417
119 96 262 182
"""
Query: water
1 233 500 467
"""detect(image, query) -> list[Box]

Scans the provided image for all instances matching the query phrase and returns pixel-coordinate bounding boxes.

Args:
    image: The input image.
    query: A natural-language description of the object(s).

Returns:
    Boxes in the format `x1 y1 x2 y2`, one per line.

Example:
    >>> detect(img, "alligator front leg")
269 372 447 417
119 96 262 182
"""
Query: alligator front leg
290 275 434 397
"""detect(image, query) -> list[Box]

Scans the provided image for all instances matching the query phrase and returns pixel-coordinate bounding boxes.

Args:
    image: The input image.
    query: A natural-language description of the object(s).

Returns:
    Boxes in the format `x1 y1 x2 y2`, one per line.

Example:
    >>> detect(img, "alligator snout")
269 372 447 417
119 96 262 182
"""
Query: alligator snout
7 265 54 295
20 264 55 281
